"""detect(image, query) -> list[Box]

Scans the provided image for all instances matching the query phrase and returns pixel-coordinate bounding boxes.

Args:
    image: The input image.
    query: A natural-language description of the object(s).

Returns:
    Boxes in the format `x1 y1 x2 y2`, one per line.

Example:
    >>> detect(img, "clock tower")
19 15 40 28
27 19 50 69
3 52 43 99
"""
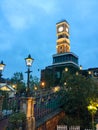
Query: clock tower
56 20 70 53
52 20 79 68
41 19 79 87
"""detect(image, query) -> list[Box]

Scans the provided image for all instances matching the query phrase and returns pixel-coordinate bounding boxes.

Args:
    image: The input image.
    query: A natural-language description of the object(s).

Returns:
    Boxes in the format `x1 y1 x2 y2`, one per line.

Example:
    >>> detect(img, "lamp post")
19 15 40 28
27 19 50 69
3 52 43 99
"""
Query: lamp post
0 61 5 83
80 65 82 70
25 54 34 96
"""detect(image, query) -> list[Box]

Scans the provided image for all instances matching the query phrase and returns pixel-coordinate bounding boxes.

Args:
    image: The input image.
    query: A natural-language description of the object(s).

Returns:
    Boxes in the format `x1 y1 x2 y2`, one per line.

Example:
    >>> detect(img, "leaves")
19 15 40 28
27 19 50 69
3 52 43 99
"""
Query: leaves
9 112 26 123
60 71 98 127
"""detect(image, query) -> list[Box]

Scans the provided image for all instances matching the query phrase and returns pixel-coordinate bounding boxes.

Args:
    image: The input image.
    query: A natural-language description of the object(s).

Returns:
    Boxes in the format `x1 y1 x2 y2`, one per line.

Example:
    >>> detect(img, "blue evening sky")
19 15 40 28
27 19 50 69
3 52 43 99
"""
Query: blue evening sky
0 0 98 80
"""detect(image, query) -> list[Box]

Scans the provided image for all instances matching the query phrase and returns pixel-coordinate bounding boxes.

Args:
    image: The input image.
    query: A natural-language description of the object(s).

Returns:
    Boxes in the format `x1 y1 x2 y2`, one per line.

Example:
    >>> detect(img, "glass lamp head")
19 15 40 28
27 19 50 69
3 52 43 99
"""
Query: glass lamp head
0 61 5 71
25 54 34 67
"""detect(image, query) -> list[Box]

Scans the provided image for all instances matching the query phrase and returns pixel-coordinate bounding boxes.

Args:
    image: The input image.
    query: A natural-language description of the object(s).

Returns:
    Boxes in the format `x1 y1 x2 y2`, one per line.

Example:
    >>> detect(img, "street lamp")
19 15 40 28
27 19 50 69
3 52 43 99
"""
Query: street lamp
0 60 6 82
80 65 82 70
25 54 34 96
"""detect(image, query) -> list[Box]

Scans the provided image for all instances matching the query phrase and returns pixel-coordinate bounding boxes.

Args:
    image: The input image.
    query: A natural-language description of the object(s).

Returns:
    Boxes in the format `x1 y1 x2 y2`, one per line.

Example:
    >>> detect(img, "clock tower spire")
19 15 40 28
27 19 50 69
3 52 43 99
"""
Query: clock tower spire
56 20 70 53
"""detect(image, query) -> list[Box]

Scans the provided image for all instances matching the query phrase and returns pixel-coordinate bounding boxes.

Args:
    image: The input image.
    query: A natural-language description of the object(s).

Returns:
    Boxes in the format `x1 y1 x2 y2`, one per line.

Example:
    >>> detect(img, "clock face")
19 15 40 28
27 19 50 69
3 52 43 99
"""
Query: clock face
58 26 63 32
66 27 68 32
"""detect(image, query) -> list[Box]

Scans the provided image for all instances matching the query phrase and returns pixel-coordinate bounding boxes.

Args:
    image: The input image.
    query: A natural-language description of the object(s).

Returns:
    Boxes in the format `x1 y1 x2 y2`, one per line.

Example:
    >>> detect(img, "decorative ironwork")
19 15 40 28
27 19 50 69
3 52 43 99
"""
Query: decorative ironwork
34 90 65 120
1 95 20 120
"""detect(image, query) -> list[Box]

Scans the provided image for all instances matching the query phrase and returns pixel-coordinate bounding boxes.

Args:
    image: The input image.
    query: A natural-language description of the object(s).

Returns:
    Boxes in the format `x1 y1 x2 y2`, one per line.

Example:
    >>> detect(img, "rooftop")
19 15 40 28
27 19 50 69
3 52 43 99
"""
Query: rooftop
56 19 69 25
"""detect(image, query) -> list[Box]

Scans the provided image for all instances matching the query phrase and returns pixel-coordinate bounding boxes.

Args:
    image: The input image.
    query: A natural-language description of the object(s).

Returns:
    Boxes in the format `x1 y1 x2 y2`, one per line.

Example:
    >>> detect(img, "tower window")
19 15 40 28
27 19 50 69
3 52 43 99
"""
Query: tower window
66 35 69 39
56 71 60 78
60 46 62 49
58 35 63 39
66 27 68 32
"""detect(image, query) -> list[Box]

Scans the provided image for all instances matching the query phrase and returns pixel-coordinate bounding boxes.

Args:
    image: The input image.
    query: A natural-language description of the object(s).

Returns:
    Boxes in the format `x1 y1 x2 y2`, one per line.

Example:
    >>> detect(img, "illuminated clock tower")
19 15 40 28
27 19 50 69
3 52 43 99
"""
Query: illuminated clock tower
41 20 79 87
52 20 79 68
56 20 70 53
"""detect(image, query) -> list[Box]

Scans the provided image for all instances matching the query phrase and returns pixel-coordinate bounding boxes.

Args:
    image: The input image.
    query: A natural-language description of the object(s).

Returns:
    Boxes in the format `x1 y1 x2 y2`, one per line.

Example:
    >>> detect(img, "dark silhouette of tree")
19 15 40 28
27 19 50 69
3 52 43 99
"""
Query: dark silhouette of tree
11 72 25 94
60 71 98 128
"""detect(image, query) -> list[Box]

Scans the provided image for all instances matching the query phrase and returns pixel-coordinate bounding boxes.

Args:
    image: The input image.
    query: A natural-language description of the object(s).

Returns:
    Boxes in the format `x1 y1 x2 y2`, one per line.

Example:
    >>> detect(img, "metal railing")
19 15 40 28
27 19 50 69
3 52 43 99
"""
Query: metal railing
34 90 65 120
0 95 20 120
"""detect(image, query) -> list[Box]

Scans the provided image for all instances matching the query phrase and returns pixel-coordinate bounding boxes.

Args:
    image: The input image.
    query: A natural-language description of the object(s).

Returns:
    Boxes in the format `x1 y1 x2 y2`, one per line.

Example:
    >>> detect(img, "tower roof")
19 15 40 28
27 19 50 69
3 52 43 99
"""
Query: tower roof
56 19 69 25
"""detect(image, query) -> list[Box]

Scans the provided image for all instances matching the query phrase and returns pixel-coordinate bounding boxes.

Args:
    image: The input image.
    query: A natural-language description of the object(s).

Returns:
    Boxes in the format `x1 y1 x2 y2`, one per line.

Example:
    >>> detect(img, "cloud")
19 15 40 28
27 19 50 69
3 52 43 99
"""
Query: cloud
0 29 13 51
1 0 34 30
0 41 12 51
24 0 57 14
36 0 57 14
79 46 98 69
0 0 98 79
1 0 58 30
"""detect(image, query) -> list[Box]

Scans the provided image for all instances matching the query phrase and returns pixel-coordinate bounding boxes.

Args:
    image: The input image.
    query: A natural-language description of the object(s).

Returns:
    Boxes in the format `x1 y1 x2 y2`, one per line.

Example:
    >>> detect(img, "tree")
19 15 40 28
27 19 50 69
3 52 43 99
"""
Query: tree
11 72 26 94
41 69 55 89
29 75 40 91
87 100 98 130
60 71 98 128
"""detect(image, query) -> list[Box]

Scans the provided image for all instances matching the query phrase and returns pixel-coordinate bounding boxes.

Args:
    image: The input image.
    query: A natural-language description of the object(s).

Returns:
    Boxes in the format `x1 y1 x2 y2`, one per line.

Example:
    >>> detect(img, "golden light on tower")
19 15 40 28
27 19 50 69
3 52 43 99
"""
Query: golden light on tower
56 20 70 54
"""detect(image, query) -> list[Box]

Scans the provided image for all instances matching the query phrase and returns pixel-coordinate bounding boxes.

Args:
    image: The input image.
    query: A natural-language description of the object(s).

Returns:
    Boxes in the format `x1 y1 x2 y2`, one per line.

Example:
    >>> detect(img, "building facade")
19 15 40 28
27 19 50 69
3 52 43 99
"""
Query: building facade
41 20 79 87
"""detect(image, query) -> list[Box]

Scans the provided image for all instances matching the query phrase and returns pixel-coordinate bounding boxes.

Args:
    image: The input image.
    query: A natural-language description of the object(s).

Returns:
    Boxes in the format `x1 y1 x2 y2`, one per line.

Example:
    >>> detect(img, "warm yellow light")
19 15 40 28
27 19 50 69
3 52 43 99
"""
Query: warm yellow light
57 38 70 43
41 82 45 86
76 72 79 76
56 46 58 48
80 65 82 70
65 68 68 72
41 82 45 88
56 22 69 27
53 86 60 92
34 86 37 90
88 71 92 75
0 61 5 71
12 84 17 89
64 82 67 85
88 105 97 111
57 31 69 37
0 86 10 91
25 54 34 67
87 102 98 115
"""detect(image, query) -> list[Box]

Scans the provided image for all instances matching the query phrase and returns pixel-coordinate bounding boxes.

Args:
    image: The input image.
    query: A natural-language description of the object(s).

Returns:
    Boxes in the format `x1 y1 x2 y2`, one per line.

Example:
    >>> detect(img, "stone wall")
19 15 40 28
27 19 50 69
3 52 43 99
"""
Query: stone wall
0 96 4 117
36 111 65 130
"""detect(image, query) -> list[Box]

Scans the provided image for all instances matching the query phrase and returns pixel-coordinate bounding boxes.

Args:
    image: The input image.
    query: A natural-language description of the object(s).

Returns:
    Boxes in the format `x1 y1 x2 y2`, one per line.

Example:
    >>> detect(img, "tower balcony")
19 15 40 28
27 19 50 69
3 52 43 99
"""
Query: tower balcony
56 38 70 44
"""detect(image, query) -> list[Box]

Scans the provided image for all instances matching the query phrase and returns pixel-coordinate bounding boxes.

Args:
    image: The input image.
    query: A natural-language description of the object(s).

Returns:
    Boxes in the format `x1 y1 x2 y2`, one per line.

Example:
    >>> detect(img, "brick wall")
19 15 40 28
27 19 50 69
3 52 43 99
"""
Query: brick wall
36 111 65 130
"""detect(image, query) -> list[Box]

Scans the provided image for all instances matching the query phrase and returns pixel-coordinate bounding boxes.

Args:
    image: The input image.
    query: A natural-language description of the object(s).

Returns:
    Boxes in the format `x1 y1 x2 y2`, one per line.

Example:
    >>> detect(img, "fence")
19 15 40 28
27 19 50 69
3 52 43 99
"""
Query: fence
0 95 23 130
34 90 65 121
57 125 67 130
0 95 20 120
0 90 65 129
57 125 80 130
